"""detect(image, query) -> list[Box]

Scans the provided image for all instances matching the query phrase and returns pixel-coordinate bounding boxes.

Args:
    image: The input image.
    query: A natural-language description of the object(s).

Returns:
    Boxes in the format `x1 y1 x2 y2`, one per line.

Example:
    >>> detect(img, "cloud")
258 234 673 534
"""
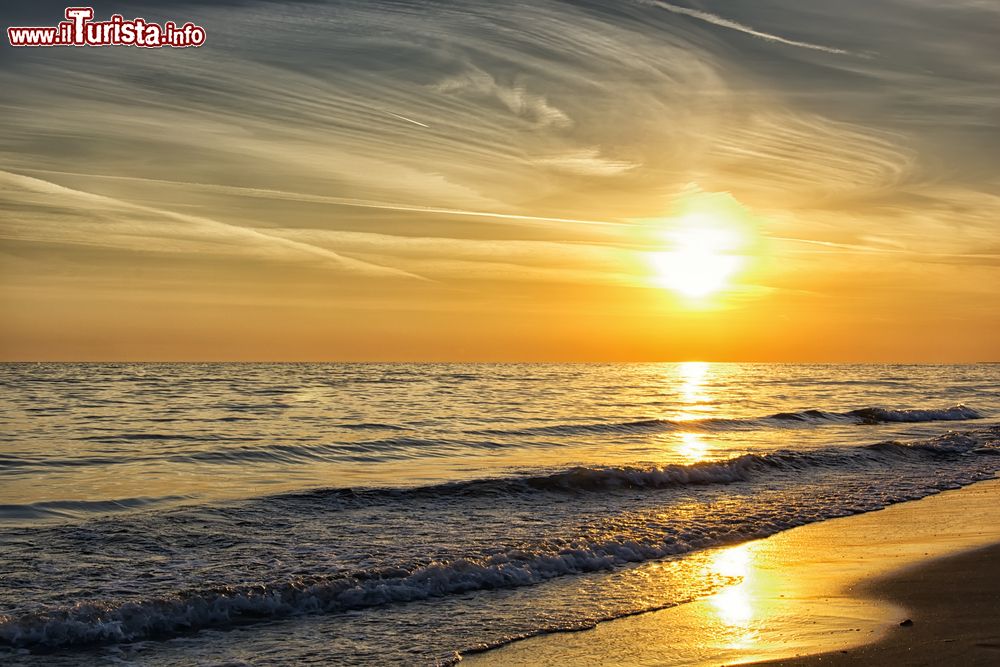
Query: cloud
644 1 851 55
534 149 639 176
433 66 572 129
14 169 634 230
697 112 915 207
0 171 424 280
1 0 998 337
266 226 644 287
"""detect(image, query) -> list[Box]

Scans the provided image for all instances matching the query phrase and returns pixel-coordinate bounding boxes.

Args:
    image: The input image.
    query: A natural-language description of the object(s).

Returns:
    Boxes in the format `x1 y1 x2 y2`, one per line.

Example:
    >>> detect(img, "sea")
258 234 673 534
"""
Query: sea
1 363 998 665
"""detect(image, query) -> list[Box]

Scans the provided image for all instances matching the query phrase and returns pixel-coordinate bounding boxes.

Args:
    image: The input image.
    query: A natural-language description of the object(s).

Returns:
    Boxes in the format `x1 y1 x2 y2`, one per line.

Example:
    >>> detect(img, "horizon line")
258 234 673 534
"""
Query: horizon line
1 359 996 365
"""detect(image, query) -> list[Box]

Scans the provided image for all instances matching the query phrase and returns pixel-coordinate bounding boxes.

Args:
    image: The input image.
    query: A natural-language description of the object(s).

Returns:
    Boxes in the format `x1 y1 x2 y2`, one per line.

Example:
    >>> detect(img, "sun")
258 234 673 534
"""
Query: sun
651 208 748 299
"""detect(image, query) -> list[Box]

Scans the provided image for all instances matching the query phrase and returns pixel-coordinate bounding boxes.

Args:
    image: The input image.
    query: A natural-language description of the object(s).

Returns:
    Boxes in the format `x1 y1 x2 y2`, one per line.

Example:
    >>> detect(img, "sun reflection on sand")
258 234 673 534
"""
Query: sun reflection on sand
712 586 754 627
705 543 762 649
712 542 752 579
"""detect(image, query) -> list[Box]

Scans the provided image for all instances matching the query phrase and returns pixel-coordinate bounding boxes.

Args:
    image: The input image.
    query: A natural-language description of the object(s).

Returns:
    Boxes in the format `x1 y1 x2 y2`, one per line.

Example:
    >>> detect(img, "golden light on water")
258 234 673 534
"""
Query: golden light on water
678 360 710 404
672 361 714 462
677 432 709 463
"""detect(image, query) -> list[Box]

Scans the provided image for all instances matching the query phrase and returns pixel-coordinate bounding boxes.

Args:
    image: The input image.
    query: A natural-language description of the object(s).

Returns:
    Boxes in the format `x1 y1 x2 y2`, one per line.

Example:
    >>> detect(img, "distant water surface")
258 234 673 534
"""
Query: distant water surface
0 363 997 664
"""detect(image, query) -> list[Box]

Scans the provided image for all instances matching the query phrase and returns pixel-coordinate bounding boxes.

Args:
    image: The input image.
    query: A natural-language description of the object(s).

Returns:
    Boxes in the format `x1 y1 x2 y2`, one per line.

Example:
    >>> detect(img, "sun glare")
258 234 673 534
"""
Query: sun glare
651 209 748 300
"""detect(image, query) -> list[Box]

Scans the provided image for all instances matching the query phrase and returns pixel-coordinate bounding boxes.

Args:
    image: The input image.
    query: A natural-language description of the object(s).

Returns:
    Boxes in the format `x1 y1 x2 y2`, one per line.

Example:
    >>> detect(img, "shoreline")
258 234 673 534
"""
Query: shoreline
466 476 1000 666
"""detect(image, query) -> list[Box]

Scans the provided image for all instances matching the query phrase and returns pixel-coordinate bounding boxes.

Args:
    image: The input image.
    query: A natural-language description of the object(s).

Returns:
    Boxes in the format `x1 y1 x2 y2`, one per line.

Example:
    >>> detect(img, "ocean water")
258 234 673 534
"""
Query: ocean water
1 362 998 665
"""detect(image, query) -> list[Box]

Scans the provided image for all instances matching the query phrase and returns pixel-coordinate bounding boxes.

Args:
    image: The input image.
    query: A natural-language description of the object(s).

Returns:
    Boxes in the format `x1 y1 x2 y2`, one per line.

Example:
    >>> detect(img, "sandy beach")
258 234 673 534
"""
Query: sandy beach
467 476 1000 666
759 543 1000 666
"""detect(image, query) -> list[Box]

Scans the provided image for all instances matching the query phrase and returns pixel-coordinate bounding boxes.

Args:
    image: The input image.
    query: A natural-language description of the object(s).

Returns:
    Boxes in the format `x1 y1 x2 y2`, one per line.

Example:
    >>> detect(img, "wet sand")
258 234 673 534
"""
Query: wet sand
466 477 1000 666
759 543 1000 666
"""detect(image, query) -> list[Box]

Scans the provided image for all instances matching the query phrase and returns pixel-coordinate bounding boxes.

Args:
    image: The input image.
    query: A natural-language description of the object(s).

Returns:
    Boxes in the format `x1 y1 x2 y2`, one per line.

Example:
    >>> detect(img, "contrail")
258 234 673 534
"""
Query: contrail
767 235 903 254
18 169 635 229
0 170 427 280
647 1 851 55
382 110 429 128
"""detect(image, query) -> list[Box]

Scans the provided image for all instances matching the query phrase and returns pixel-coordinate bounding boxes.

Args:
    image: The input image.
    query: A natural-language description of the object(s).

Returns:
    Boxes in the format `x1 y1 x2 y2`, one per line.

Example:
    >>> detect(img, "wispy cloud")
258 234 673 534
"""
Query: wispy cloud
0 171 425 280
1 0 998 358
535 149 639 176
433 65 572 129
645 1 851 55
15 169 634 229
699 112 915 207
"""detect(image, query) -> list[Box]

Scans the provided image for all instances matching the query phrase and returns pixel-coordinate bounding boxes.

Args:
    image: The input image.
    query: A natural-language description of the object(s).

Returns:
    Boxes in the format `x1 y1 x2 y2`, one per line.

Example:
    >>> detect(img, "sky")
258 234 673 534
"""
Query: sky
1 0 998 361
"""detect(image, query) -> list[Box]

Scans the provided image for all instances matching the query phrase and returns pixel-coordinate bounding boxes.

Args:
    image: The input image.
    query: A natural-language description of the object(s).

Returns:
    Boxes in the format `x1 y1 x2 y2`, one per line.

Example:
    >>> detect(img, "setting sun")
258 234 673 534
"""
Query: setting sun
651 207 750 300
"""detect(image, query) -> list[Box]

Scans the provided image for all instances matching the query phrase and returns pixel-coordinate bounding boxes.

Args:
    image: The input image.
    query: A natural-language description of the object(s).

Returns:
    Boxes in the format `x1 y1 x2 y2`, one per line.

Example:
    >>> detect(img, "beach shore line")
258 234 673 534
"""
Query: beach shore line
465 476 1000 666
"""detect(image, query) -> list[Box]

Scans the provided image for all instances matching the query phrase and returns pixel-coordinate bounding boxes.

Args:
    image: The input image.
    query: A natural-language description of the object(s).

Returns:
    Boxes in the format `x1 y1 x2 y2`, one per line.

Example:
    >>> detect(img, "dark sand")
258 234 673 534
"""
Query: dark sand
759 544 1000 666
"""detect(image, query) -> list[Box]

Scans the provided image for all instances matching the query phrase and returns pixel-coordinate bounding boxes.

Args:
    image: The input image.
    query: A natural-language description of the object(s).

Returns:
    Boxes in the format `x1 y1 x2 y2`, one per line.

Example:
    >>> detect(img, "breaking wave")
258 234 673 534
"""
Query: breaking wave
283 424 998 502
3 426 997 651
472 405 983 436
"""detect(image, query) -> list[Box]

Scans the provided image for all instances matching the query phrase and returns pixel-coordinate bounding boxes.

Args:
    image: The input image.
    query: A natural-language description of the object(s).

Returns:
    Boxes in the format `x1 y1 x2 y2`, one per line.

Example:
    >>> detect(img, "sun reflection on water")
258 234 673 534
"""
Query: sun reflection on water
679 361 710 405
677 432 709 463
672 361 716 462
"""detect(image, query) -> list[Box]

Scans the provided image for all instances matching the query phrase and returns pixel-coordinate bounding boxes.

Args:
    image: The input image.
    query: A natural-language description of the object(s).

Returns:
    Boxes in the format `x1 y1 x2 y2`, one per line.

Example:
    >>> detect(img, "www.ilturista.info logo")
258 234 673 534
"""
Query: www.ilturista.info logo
7 7 206 48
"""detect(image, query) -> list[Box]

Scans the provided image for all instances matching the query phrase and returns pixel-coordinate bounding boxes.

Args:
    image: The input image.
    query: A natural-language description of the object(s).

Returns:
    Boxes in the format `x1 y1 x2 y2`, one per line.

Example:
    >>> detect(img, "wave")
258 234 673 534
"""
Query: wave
289 454 776 503
0 496 189 521
1 537 709 650
472 404 984 436
338 422 410 431
845 405 983 423
0 437 507 471
2 406 982 474
289 425 998 503
4 429 997 651
2 426 997 651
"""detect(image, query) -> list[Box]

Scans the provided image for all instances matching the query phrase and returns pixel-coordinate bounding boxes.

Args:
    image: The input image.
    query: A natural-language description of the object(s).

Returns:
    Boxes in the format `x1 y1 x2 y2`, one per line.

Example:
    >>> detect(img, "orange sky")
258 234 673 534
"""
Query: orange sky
1 1 998 361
